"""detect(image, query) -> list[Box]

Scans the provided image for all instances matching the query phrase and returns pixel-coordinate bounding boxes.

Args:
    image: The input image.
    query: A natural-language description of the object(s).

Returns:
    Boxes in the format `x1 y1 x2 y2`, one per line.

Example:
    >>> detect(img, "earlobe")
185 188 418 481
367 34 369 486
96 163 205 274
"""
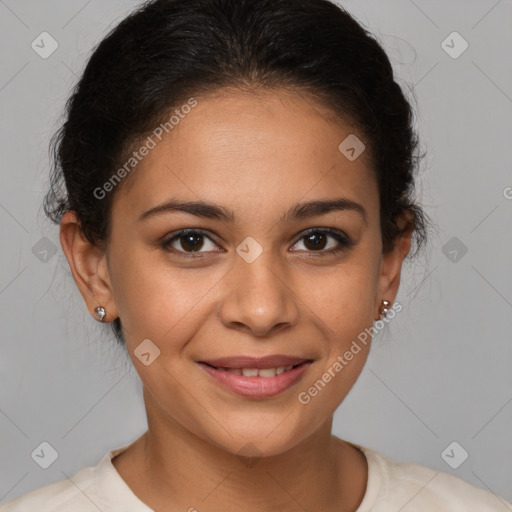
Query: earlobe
59 211 118 323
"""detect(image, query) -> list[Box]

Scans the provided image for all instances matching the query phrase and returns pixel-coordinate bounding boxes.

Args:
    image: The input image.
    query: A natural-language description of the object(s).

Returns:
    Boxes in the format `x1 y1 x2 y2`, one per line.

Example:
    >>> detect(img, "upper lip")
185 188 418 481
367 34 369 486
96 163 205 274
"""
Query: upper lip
199 355 312 369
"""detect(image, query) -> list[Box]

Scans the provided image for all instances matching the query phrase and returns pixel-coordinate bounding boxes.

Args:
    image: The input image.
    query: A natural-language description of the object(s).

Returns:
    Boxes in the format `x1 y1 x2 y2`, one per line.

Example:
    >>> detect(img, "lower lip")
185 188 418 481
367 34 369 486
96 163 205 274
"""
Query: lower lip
197 362 312 398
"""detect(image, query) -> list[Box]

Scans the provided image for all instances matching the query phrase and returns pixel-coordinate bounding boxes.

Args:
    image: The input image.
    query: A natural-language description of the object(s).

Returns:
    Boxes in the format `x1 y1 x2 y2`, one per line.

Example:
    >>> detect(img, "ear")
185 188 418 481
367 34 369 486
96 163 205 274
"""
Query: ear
59 210 118 323
374 211 414 320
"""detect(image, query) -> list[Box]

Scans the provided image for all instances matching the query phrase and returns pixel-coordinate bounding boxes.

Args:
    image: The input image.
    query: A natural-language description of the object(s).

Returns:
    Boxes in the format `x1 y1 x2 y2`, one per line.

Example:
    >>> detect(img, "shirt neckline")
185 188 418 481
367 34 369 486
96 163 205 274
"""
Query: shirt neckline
347 441 389 511
96 440 388 511
95 444 155 511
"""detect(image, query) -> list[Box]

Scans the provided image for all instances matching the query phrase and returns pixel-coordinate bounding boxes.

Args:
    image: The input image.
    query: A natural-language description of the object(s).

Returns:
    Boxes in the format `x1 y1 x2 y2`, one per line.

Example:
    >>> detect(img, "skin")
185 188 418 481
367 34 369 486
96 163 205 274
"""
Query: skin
60 87 412 512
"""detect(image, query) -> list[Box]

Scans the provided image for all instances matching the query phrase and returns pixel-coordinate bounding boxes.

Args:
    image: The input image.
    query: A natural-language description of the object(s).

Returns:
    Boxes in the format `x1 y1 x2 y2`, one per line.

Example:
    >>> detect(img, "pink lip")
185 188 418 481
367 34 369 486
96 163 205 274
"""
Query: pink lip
197 359 313 398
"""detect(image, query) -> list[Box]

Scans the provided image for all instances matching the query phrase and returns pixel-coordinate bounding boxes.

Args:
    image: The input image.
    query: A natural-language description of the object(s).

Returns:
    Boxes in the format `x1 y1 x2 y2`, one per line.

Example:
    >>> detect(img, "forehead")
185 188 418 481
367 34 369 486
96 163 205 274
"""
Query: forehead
112 87 378 222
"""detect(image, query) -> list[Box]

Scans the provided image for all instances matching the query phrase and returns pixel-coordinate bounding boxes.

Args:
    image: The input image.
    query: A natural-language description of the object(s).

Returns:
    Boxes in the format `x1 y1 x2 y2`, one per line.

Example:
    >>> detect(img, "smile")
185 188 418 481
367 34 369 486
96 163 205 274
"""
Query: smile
197 356 313 398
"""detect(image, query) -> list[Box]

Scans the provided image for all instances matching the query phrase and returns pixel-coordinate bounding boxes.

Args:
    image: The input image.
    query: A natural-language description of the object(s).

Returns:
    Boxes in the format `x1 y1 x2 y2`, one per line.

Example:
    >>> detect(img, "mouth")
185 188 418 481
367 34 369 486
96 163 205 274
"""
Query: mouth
197 355 313 398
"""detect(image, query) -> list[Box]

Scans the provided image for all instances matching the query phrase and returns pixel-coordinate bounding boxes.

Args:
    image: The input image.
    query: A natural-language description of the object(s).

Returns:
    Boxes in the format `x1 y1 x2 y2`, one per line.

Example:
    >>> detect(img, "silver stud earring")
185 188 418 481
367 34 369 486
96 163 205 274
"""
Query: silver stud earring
94 306 106 322
379 300 391 320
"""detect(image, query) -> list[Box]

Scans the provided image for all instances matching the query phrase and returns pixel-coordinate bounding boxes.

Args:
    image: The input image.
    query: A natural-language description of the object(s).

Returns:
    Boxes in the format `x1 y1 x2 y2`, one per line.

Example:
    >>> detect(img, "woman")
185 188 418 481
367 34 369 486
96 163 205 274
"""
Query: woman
2 0 510 510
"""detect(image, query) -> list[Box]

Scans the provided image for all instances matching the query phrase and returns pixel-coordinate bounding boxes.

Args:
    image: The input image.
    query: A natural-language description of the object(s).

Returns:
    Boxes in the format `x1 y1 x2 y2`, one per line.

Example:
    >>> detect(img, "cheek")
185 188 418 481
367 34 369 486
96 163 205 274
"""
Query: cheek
107 244 220 349
295 250 379 387
295 286 375 421
297 256 379 337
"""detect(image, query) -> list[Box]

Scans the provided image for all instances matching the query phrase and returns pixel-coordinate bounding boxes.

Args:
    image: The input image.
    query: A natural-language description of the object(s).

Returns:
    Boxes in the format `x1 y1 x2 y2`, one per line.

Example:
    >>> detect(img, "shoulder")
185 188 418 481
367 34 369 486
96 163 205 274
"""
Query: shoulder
0 466 101 512
384 456 512 511
0 444 146 512
356 443 512 511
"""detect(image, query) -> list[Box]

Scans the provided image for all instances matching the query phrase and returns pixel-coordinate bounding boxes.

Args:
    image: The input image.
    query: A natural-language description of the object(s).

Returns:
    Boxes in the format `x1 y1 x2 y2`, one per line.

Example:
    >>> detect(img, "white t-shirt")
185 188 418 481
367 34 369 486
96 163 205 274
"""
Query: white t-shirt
1 442 511 511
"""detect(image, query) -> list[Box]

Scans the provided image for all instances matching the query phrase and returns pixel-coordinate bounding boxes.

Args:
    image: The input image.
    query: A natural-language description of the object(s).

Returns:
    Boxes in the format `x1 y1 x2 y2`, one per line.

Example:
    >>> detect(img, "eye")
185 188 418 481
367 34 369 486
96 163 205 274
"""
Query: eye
290 228 354 256
161 229 220 257
161 227 354 259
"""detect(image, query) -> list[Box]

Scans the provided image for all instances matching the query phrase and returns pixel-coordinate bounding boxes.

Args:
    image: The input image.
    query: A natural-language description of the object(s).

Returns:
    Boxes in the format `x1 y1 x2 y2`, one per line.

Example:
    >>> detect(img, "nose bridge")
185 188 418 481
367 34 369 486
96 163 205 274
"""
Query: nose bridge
219 245 299 336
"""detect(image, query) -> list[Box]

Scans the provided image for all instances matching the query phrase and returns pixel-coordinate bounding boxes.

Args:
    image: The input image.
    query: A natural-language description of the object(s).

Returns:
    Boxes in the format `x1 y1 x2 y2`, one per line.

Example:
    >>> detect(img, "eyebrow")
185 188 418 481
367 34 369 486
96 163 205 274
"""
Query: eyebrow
138 197 367 225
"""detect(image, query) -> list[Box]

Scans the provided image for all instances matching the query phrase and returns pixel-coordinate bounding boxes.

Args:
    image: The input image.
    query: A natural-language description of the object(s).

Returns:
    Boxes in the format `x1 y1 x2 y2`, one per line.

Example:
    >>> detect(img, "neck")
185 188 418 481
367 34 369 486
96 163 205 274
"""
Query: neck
113 392 367 512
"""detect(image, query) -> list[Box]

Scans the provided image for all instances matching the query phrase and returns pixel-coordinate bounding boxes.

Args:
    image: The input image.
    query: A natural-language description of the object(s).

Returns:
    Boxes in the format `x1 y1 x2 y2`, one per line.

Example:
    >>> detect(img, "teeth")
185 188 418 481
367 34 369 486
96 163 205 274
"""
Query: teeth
258 368 277 378
219 365 301 377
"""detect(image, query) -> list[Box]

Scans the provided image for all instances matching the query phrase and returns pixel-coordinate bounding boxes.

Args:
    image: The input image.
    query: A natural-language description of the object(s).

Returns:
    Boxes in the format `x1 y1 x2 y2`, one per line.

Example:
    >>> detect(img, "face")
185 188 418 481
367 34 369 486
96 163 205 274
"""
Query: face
68 87 408 458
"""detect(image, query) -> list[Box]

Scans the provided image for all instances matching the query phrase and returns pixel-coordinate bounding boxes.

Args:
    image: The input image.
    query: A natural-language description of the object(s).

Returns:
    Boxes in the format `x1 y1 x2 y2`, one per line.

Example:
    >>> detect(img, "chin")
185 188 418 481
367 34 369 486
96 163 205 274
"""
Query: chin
196 413 320 461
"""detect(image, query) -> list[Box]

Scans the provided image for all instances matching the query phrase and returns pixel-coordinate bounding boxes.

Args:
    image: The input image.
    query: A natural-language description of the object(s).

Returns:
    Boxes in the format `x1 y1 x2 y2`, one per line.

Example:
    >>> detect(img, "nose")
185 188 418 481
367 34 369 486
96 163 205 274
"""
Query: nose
218 250 300 338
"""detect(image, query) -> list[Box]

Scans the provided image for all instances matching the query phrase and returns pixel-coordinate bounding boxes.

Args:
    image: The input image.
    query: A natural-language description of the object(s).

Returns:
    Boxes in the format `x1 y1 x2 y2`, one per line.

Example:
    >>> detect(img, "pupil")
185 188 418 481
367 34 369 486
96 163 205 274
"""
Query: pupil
305 233 326 250
181 234 203 252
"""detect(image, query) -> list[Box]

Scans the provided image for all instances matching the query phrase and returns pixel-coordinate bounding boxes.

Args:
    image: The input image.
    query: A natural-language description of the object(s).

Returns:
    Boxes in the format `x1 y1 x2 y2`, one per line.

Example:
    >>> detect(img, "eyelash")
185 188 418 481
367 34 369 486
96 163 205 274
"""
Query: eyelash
161 228 354 259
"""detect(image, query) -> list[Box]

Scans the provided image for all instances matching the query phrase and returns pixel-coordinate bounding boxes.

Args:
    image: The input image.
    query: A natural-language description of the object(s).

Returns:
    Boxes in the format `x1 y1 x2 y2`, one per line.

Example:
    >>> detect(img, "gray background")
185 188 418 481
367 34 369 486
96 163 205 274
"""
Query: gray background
1 0 511 506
